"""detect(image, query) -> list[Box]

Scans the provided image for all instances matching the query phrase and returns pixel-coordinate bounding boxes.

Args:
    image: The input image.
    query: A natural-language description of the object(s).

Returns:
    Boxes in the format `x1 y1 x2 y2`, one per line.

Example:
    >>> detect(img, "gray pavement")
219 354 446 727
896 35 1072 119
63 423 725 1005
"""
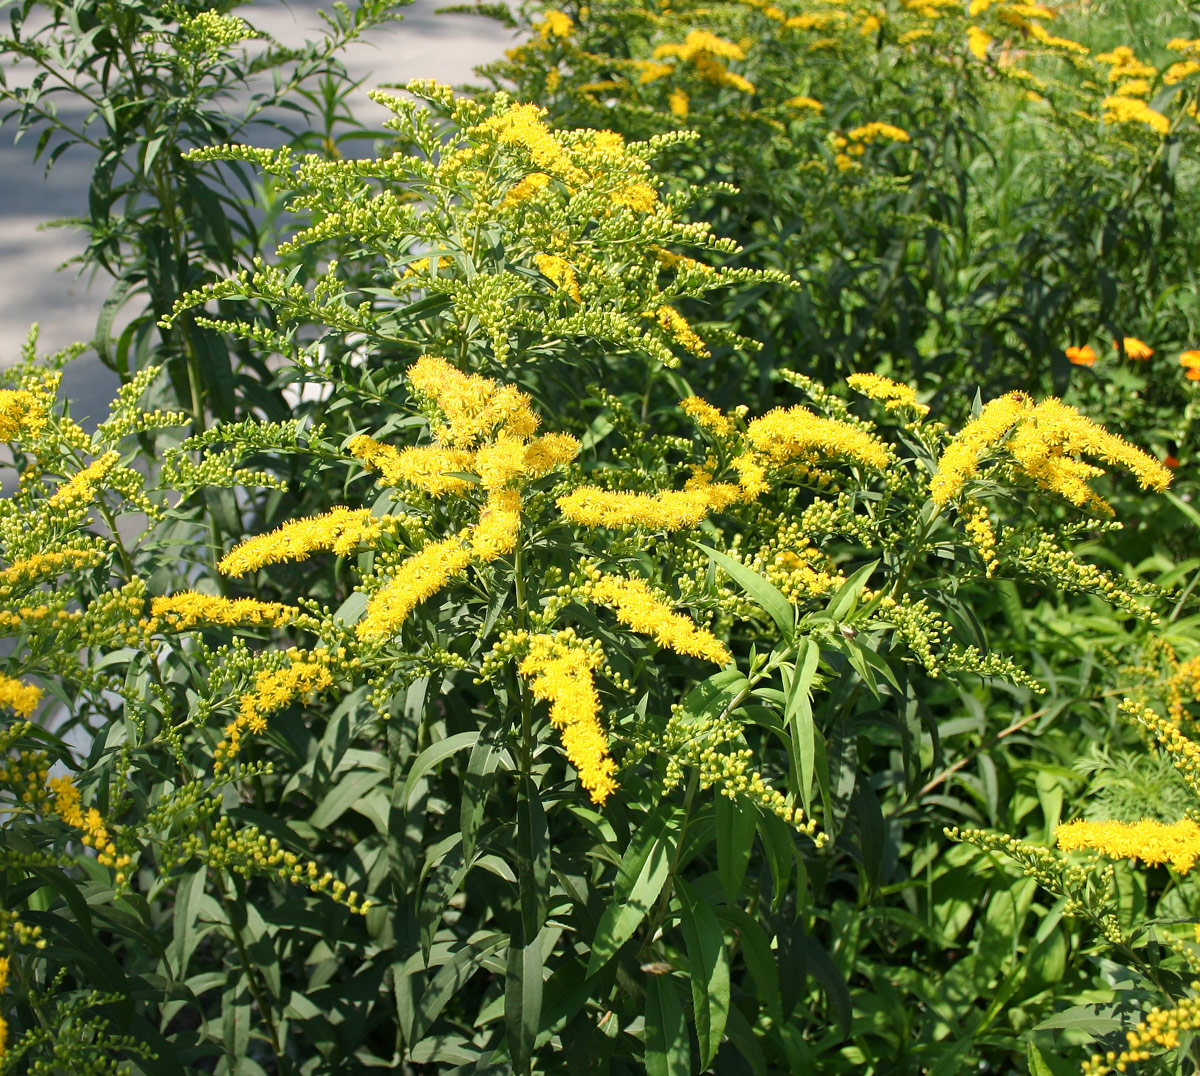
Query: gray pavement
0 0 516 414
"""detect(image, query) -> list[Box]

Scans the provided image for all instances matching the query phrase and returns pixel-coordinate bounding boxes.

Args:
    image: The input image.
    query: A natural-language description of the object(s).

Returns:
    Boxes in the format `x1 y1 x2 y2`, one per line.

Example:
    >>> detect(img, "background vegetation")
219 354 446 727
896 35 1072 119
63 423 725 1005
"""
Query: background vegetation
1 0 1199 1073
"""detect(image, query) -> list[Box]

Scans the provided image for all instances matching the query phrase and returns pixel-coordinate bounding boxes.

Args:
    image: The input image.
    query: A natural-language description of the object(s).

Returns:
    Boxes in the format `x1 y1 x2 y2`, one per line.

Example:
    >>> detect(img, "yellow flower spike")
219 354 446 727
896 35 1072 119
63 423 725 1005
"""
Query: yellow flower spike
932 392 1032 503
668 89 689 118
533 253 581 302
0 674 41 718
355 537 472 639
471 489 521 563
746 406 890 469
589 574 731 666
847 372 928 414
680 395 734 436
967 25 992 59
348 437 474 496
218 507 389 576
537 10 573 38
46 451 120 511
149 592 305 632
0 389 49 442
1056 818 1200 873
845 122 910 144
501 171 551 209
518 632 616 804
558 485 725 531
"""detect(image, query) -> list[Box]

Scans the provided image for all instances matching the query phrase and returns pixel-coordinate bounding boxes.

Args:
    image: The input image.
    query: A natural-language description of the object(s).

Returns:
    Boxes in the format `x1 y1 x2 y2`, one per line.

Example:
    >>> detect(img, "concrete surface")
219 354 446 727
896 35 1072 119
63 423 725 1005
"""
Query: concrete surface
0 0 516 414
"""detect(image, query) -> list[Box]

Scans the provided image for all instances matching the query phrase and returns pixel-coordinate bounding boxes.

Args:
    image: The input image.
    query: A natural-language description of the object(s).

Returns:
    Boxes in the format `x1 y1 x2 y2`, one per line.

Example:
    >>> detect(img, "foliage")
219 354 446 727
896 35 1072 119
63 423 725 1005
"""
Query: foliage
0 0 411 426
2 0 1200 1073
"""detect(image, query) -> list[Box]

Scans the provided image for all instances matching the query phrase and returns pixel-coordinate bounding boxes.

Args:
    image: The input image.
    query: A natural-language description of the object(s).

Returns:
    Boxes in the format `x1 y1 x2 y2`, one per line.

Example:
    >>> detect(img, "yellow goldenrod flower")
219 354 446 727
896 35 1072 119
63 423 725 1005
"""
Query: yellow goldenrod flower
962 501 999 575
1056 817 1200 873
520 432 580 476
1165 60 1200 84
348 436 474 496
589 574 731 665
932 392 1032 503
501 171 551 209
967 26 992 59
651 306 708 357
471 488 521 562
845 122 910 144
746 406 890 469
847 372 928 414
473 435 530 489
518 632 616 804
406 355 538 445
632 60 675 84
680 395 734 436
149 592 303 631
860 14 881 36
1066 344 1098 366
0 674 40 718
558 486 716 530
473 103 582 184
537 10 573 38
219 507 387 576
0 389 48 442
668 89 689 118
534 253 581 302
218 654 334 768
653 29 746 63
1028 23 1088 53
356 537 472 639
0 548 107 594
1097 45 1157 81
784 95 824 112
1103 94 1169 134
46 451 120 510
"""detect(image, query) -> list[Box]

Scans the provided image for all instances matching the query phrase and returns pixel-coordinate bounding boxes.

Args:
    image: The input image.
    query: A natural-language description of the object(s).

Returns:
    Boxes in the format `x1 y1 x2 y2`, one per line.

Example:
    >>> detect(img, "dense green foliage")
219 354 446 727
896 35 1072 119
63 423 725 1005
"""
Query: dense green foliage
0 1 1199 1074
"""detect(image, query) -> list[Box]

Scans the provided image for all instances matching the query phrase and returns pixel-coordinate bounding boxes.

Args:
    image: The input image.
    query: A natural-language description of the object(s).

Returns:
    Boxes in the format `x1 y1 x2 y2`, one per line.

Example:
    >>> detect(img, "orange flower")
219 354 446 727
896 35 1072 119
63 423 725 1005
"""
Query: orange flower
1180 350 1200 380
1165 454 1181 468
1118 336 1154 360
1066 345 1098 366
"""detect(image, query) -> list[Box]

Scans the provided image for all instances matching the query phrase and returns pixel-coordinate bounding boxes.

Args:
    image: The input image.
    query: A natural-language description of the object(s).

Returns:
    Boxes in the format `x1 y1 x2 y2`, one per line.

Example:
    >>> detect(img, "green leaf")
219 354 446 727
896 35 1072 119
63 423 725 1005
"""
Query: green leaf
676 880 730 1069
699 543 794 639
784 637 820 810
715 792 756 903
506 927 545 1076
586 807 677 976
645 974 690 1076
825 560 879 622
310 768 386 828
404 731 479 809
517 776 550 939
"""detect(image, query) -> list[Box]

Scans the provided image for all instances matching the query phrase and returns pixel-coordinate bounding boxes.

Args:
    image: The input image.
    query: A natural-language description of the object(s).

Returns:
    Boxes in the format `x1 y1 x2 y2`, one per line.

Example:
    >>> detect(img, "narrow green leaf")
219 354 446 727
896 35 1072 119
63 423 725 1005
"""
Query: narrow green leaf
310 768 386 828
676 880 730 1069
1027 1042 1054 1076
587 810 677 976
715 793 756 903
404 731 479 809
645 974 690 1076
699 543 793 639
784 637 820 810
517 776 550 938
825 559 879 622
506 928 545 1075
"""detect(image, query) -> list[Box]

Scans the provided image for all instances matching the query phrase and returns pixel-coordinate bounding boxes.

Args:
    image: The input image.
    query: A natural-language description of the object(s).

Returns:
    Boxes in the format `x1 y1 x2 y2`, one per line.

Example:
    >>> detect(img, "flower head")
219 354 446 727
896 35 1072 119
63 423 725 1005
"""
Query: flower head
1066 344 1098 366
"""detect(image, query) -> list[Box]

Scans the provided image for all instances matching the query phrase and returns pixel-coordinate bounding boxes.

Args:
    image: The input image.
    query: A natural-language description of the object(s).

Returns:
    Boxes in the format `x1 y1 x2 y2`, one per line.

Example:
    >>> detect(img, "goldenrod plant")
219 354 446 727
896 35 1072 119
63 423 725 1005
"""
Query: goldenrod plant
0 83 1159 1071
483 1 1200 427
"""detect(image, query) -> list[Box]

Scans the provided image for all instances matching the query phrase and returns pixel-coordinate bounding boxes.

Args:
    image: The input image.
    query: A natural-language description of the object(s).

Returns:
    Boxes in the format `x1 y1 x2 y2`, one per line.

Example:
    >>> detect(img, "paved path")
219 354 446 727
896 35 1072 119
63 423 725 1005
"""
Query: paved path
0 0 515 413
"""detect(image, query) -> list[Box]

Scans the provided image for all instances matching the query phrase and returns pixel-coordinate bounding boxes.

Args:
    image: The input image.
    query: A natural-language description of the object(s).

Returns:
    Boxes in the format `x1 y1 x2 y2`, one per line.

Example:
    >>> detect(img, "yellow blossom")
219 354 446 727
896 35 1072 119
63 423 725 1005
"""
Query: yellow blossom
651 306 708 357
559 485 725 530
680 395 734 436
502 171 551 208
406 355 538 445
348 436 474 496
518 633 616 804
534 253 581 302
1165 60 1200 84
932 392 1032 503
356 538 472 639
967 26 992 59
149 592 303 631
471 489 521 562
1056 817 1200 873
845 122 910 144
0 674 39 718
668 89 689 118
0 389 48 442
785 95 824 112
847 372 928 414
218 655 334 768
537 10 573 38
219 507 388 576
46 451 119 510
589 574 731 665
746 406 890 469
